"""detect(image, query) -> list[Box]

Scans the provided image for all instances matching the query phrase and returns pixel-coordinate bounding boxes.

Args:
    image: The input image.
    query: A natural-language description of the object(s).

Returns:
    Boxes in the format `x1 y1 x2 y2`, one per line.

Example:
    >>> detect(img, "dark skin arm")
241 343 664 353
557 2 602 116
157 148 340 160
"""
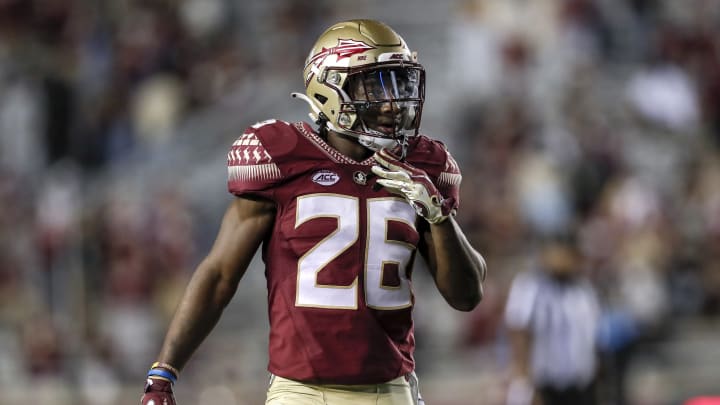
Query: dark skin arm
156 196 275 371
418 216 486 312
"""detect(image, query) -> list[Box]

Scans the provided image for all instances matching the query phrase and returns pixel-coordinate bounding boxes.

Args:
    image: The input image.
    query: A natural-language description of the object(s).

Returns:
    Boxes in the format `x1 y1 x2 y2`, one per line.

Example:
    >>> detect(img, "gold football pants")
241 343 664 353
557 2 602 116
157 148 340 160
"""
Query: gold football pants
265 373 424 405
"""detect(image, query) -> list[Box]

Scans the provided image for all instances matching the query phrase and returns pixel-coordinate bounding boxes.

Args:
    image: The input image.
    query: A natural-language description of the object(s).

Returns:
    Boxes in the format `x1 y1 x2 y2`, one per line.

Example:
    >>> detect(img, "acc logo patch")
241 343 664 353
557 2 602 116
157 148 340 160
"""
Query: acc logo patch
312 170 340 186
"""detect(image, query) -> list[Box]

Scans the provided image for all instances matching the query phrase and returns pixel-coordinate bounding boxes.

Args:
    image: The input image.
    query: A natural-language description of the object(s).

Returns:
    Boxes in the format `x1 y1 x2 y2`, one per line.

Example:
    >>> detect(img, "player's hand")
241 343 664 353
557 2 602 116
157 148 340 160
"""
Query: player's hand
141 377 176 405
371 148 456 224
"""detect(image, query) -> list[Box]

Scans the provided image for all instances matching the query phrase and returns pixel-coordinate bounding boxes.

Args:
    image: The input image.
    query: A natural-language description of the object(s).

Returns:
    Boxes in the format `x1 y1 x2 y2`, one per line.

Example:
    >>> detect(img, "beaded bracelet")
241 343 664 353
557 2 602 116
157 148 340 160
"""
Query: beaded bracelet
151 362 181 378
148 368 177 384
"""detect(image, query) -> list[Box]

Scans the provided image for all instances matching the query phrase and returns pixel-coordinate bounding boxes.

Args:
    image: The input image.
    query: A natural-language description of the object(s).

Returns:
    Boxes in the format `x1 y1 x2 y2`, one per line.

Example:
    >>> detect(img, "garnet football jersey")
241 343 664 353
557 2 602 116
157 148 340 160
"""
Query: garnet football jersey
227 120 461 384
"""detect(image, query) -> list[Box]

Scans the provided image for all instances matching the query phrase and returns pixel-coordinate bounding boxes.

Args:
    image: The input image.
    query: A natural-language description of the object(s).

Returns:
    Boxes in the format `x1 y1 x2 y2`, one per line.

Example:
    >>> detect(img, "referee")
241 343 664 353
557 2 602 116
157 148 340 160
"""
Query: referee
504 234 600 405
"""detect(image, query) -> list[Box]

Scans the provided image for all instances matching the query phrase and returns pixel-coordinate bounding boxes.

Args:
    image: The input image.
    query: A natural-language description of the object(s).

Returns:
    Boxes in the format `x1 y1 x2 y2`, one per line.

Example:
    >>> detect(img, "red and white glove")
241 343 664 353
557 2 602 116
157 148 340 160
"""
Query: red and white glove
141 363 178 405
141 377 176 405
372 148 457 224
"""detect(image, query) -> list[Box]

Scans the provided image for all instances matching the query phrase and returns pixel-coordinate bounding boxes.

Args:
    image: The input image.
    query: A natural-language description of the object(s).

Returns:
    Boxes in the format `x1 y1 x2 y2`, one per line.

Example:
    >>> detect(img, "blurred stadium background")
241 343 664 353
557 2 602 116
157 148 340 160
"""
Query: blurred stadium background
1 0 720 404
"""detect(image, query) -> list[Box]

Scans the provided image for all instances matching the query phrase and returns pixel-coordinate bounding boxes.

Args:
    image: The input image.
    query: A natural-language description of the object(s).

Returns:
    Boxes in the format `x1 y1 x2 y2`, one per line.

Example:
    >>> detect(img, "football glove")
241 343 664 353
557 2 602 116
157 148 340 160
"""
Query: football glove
141 377 176 405
371 148 456 224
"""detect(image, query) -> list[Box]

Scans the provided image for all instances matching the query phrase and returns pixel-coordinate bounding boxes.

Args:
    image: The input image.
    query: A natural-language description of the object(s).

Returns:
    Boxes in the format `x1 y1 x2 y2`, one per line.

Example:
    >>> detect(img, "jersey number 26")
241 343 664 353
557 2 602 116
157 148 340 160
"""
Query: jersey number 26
295 194 416 311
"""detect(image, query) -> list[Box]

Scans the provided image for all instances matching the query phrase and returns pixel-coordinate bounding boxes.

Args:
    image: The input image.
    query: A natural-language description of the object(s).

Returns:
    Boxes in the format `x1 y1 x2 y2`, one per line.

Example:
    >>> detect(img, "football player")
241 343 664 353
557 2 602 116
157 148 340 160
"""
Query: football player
141 19 486 405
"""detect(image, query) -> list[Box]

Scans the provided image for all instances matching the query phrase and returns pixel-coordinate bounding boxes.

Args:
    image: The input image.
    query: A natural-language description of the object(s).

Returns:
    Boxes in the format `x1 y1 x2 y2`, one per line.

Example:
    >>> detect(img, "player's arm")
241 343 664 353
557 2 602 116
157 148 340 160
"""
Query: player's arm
157 196 274 368
141 195 275 405
372 148 485 311
417 218 486 311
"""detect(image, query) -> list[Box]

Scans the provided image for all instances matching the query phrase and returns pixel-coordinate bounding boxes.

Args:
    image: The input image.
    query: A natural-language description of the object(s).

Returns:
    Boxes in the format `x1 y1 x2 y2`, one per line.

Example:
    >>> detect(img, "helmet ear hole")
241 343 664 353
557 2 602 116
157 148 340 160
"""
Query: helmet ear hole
314 94 328 104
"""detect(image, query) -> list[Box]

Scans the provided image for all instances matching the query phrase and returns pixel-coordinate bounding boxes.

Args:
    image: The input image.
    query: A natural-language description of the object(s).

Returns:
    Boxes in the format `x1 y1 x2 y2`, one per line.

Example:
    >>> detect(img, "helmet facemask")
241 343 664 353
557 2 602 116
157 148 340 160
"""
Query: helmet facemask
336 65 425 153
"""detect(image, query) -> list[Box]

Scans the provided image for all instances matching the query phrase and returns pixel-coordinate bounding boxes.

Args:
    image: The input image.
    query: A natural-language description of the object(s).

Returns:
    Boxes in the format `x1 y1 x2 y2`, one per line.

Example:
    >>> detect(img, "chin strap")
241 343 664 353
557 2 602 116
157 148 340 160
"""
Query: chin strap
358 136 398 152
292 92 403 155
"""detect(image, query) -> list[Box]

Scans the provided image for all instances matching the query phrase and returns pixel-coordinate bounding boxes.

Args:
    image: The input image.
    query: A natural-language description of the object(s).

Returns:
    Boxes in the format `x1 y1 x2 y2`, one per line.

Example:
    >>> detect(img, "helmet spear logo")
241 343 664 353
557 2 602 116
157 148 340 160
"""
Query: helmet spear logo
307 39 376 68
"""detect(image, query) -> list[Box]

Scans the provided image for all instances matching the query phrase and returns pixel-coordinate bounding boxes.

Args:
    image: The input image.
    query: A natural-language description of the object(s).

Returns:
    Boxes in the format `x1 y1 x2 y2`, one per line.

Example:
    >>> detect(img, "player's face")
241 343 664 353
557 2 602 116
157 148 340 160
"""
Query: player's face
346 67 422 136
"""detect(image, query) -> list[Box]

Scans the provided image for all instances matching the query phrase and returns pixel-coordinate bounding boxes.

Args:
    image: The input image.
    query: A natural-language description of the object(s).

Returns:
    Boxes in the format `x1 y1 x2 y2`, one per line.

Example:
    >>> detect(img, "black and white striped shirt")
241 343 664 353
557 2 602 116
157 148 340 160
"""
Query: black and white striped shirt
505 270 600 389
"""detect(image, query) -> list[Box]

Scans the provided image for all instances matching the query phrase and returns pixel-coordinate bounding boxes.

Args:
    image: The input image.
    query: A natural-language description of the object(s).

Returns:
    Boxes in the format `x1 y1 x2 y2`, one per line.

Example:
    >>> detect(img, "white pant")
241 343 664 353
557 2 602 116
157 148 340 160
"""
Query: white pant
265 373 425 405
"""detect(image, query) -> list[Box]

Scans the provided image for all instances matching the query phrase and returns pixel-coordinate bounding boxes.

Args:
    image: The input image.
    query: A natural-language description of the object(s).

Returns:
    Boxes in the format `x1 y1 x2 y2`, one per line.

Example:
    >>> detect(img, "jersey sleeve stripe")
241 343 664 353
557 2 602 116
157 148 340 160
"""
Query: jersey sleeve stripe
228 163 282 182
438 172 462 187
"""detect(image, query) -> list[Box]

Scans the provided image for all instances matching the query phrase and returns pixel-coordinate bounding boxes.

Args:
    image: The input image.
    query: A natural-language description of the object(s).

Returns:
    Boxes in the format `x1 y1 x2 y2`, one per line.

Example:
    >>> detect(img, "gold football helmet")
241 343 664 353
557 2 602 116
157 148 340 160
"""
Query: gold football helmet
293 19 425 151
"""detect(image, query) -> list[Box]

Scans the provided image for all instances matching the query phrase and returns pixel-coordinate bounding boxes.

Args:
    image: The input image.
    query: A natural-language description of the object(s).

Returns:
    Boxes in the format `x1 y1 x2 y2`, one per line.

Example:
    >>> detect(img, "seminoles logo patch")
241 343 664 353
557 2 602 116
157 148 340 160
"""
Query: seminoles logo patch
308 39 375 69
312 170 340 186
